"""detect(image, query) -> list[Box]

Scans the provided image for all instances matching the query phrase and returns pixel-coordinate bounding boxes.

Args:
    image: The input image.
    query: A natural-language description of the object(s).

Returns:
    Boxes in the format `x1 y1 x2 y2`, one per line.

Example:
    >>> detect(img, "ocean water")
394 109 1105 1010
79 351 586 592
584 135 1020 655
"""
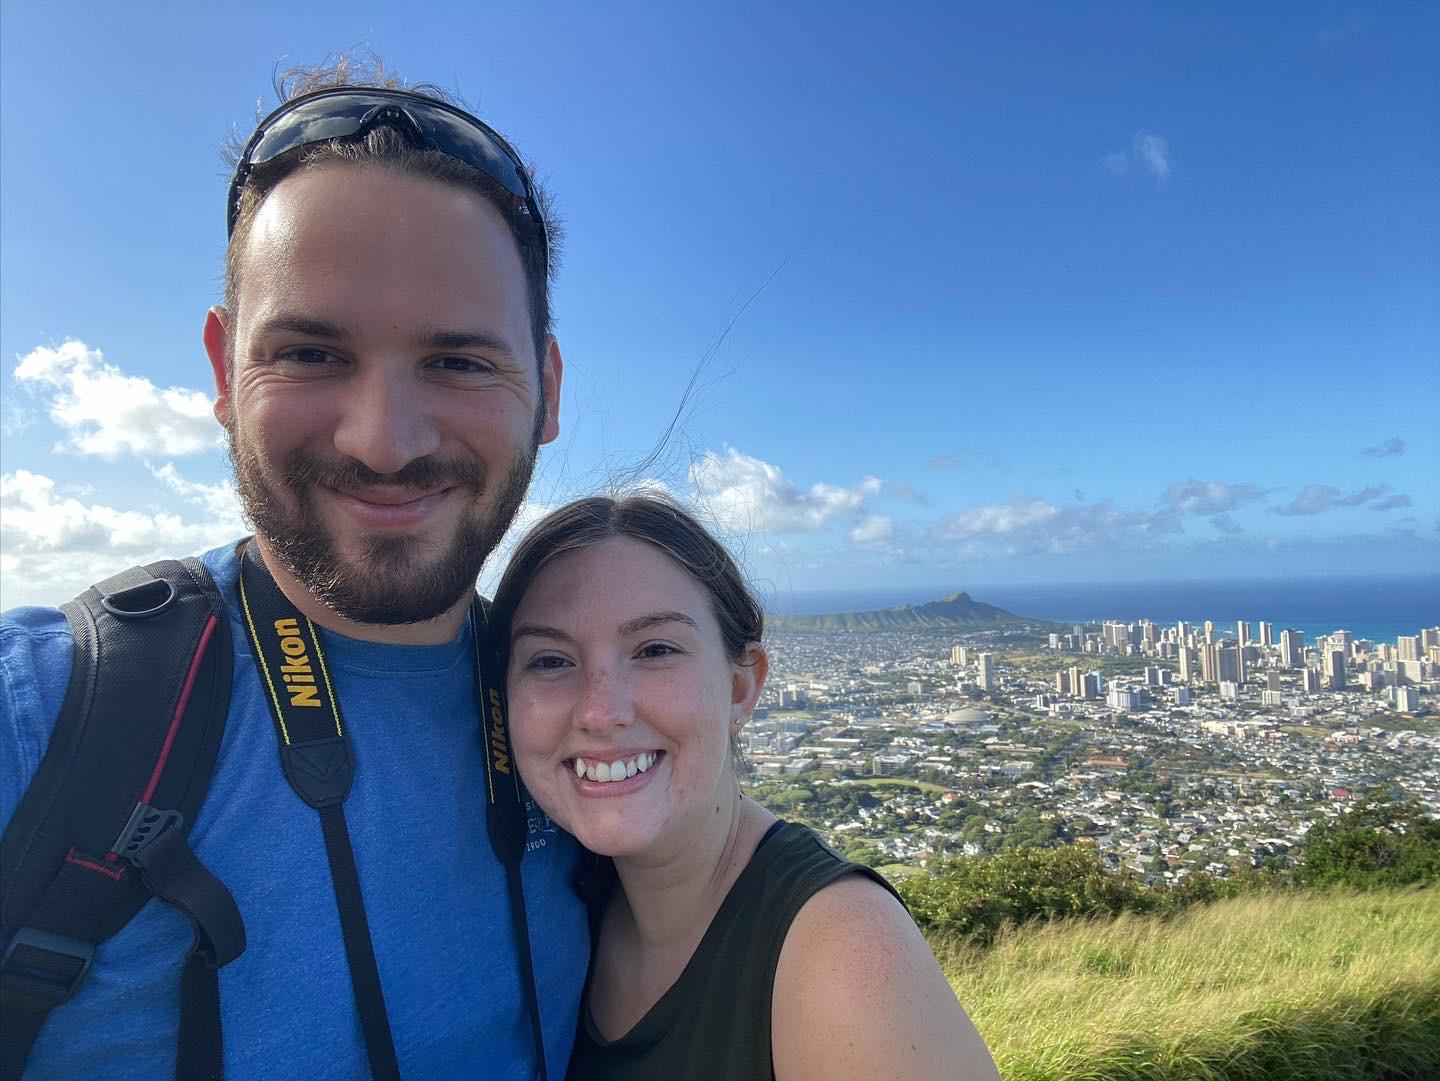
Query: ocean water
764 575 1440 645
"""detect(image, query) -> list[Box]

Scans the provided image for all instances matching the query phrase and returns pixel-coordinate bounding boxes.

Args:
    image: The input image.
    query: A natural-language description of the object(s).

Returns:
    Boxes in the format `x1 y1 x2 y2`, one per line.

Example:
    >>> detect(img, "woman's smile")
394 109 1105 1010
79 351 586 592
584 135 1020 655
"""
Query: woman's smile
506 537 750 858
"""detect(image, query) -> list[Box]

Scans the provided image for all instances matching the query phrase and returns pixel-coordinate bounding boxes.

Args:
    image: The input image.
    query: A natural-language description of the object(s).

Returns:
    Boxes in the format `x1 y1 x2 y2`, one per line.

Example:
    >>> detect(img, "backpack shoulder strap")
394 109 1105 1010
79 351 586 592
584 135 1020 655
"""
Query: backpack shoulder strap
0 558 242 1081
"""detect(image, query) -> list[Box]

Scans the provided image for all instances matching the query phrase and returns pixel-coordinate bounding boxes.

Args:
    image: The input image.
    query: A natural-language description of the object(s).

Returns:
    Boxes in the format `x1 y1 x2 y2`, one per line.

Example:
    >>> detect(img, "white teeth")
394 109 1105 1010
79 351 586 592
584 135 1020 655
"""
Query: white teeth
572 752 658 782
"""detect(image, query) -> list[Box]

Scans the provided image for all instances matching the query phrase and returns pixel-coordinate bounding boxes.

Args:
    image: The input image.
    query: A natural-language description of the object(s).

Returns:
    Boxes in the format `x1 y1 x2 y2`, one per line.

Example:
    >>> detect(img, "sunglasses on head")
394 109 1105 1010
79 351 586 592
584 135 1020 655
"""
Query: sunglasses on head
227 86 547 272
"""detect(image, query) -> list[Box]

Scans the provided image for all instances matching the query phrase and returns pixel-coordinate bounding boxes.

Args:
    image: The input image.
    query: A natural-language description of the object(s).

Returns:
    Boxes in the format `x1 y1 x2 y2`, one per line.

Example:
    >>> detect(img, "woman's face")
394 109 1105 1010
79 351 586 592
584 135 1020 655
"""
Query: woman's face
506 536 765 859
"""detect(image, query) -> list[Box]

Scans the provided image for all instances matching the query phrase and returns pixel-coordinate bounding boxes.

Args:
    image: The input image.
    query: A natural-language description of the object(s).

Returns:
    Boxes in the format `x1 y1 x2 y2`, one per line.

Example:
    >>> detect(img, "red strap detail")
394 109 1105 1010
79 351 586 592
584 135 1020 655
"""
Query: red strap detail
140 613 219 805
67 847 125 881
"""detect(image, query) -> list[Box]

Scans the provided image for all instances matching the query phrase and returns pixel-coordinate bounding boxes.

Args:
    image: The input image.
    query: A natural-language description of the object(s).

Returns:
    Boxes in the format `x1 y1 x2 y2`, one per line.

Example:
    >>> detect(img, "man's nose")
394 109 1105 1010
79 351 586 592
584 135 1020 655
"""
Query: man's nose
331 365 442 475
576 666 631 733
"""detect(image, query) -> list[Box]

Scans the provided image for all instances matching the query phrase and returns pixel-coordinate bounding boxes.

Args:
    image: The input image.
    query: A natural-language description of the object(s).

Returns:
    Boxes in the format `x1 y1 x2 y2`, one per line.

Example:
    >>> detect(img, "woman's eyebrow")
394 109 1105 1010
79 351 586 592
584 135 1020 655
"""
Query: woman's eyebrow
510 623 574 646
618 611 698 636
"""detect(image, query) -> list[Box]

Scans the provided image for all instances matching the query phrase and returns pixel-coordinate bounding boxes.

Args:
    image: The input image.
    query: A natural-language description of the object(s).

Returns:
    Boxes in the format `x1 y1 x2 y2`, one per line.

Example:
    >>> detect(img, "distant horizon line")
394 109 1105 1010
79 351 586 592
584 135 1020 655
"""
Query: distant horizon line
767 571 1440 596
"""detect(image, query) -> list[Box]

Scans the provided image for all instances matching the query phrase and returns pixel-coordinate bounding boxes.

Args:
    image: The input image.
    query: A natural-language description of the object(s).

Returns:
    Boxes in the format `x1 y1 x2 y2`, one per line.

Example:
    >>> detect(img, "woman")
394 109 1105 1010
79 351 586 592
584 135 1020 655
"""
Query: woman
493 495 998 1081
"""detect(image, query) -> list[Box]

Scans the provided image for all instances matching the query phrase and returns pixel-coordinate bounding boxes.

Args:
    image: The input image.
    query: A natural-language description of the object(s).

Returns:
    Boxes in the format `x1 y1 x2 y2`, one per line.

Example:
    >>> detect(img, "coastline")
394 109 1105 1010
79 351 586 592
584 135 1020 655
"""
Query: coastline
764 574 1440 645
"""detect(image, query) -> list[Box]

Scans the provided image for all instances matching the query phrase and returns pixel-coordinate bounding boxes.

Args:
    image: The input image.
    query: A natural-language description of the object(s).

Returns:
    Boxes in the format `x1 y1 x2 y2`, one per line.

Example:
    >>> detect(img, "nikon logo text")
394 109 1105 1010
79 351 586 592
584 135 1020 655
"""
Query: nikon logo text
274 618 321 707
488 688 511 775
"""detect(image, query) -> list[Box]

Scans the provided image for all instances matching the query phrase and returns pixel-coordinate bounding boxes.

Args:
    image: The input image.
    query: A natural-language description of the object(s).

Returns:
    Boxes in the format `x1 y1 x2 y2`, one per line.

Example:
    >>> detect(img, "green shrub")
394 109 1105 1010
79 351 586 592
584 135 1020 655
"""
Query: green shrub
896 843 1154 942
1298 798 1440 890
894 797 1438 944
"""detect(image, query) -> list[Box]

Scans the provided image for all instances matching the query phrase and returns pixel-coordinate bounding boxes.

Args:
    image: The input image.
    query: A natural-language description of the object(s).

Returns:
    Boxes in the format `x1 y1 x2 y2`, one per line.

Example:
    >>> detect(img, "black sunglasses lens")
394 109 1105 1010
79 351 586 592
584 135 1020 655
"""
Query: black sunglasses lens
246 92 527 199
248 96 386 166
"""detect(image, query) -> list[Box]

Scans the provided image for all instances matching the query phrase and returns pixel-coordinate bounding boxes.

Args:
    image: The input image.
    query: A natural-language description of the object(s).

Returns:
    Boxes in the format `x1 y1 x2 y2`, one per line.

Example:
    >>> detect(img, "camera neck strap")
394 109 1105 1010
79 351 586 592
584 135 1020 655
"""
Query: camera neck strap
237 543 546 1081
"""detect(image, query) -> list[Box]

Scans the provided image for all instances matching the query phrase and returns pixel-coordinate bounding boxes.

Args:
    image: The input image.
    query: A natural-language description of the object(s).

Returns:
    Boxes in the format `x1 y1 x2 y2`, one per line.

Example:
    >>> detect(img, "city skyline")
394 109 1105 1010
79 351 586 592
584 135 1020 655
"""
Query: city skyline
3 4 1437 608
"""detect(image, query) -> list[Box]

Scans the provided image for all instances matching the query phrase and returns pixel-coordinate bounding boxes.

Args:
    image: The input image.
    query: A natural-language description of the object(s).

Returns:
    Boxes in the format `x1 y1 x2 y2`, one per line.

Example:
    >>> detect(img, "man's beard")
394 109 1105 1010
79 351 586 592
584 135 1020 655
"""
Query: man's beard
227 424 537 626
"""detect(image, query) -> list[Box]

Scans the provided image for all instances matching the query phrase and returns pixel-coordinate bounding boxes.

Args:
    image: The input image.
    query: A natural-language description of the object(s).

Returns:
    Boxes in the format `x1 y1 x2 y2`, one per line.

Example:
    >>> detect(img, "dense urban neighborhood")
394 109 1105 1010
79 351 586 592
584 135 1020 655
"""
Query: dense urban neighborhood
743 617 1440 881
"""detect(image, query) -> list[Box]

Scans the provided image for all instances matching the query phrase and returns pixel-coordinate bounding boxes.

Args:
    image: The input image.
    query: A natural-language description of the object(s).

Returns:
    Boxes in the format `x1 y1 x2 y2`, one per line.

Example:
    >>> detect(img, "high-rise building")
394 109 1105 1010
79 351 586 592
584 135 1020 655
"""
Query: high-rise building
1174 686 1191 706
1237 621 1249 647
1069 665 1085 699
1201 644 1219 684
951 645 968 666
1422 628 1440 651
1048 633 1062 650
1178 649 1194 683
1280 629 1305 669
1396 659 1423 686
1397 636 1421 662
1203 620 1215 642
1055 670 1072 695
1266 671 1282 692
977 653 996 692
1259 622 1275 647
1324 649 1346 691
1303 668 1322 693
1107 686 1150 712
1217 645 1240 685
1331 629 1353 655
1394 686 1421 713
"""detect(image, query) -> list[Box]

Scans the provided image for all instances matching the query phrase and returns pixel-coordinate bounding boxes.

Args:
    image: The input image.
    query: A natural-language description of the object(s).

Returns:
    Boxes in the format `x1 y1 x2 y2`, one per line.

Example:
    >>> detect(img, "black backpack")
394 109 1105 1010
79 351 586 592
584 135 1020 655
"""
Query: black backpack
0 559 241 1081
0 556 546 1081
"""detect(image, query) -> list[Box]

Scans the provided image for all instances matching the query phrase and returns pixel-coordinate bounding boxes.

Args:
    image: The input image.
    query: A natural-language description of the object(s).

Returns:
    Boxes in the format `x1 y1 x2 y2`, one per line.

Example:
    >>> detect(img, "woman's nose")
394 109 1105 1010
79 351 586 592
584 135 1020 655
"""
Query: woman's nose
576 666 631 732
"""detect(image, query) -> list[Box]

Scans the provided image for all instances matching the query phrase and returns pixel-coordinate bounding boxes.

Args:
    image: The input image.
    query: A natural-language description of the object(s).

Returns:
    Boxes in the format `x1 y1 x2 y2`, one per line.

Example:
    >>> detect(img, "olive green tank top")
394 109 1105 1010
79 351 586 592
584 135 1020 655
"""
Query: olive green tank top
567 822 903 1080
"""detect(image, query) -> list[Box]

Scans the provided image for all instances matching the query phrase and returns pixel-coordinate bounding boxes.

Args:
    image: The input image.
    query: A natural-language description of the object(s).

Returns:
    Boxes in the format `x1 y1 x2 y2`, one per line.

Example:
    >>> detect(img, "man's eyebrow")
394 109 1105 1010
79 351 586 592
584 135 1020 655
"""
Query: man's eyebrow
618 612 698 637
251 316 518 360
255 313 348 340
423 328 518 358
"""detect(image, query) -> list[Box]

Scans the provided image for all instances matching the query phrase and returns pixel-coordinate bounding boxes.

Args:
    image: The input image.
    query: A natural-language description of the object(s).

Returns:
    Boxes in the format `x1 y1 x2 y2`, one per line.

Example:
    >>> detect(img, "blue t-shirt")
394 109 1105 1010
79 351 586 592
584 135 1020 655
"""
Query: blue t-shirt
0 542 588 1079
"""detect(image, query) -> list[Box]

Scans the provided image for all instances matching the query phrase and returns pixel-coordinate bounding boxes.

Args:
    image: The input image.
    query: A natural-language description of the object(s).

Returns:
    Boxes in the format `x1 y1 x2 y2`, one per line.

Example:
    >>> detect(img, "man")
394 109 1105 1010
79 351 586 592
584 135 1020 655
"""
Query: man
0 62 587 1078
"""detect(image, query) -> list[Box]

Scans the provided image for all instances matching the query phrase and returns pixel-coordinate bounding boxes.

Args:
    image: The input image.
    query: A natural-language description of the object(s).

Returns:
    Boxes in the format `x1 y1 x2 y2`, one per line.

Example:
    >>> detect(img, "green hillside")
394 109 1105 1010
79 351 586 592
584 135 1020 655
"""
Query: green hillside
937 887 1439 1081
768 591 1031 631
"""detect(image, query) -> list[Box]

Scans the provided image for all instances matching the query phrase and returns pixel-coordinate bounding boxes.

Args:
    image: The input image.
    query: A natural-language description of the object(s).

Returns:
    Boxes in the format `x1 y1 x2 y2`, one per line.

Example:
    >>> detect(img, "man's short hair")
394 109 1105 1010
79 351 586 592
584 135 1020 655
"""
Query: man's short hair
223 52 560 366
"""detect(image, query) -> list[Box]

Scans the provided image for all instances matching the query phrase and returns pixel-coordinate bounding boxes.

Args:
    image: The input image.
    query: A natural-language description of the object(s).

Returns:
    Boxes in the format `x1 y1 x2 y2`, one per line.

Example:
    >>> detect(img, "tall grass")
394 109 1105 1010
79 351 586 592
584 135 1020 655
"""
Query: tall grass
937 887 1439 1080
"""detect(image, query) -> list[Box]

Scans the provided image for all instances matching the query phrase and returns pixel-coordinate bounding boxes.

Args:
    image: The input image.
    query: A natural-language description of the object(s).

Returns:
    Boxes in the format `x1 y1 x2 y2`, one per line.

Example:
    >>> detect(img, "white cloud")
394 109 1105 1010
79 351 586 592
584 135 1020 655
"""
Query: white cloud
1 398 32 436
1162 479 1267 516
848 516 895 546
932 498 1058 540
931 496 1179 557
0 467 245 608
1135 134 1171 182
14 340 218 458
1273 484 1402 516
1361 436 1406 458
687 448 881 535
1104 132 1172 184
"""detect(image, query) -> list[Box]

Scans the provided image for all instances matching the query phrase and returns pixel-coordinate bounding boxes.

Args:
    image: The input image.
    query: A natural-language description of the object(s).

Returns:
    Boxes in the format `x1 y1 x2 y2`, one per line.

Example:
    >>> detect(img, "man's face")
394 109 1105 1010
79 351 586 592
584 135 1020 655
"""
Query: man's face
206 164 561 625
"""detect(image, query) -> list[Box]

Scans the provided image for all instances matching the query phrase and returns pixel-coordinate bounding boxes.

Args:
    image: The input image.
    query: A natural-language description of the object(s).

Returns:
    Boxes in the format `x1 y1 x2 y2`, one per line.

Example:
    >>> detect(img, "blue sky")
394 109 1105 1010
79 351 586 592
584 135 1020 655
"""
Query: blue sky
2 2 1437 609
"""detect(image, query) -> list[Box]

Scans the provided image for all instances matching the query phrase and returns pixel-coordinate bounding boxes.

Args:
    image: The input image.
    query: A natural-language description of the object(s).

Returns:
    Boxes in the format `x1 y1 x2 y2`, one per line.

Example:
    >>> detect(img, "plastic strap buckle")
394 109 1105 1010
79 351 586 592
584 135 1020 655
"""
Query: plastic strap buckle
111 802 185 864
0 928 95 1003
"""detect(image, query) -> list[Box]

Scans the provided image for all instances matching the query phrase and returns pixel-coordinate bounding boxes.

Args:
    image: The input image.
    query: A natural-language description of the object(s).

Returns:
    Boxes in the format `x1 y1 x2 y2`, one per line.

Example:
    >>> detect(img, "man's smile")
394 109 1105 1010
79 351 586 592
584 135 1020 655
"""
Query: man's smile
324 484 457 529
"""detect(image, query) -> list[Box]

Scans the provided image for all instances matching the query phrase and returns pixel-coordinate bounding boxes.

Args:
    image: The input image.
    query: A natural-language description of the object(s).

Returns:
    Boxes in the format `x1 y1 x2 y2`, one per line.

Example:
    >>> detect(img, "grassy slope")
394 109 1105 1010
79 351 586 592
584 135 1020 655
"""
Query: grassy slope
935 888 1439 1081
